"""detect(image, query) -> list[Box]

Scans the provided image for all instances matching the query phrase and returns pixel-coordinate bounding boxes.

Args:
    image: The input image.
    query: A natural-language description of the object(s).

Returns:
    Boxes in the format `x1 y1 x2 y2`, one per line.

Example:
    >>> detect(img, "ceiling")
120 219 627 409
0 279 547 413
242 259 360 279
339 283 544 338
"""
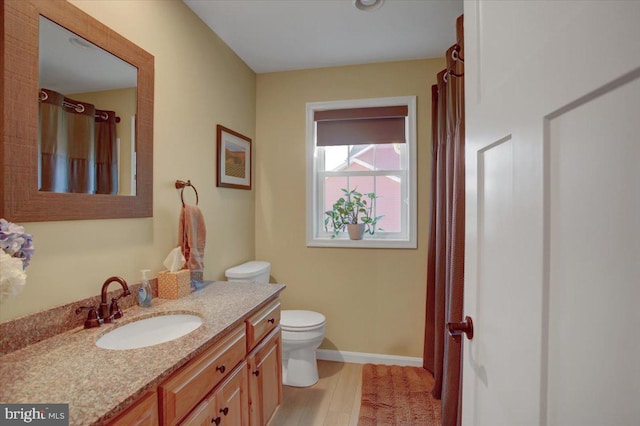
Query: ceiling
39 17 137 94
183 0 464 73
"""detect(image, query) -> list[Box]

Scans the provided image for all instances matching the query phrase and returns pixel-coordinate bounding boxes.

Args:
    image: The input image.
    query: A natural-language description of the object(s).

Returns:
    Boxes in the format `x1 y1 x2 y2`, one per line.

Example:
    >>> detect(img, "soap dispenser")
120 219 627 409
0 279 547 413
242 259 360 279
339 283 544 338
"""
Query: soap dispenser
138 269 152 307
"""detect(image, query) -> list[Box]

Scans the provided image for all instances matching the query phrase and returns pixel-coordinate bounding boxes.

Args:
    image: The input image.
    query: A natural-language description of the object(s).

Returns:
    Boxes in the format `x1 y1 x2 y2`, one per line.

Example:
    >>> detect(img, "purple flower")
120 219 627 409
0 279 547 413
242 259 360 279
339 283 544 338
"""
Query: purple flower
0 218 35 269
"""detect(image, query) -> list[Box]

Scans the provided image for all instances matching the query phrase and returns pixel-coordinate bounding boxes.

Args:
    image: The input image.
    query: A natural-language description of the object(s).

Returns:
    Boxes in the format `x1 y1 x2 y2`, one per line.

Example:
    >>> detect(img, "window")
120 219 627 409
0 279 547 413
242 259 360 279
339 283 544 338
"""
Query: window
306 96 417 248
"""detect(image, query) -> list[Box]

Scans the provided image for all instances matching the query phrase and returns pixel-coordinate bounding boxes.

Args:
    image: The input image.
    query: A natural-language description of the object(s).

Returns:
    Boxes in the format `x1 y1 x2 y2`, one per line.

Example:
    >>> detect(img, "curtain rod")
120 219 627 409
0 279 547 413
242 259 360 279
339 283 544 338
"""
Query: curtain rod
38 90 121 123
442 44 464 84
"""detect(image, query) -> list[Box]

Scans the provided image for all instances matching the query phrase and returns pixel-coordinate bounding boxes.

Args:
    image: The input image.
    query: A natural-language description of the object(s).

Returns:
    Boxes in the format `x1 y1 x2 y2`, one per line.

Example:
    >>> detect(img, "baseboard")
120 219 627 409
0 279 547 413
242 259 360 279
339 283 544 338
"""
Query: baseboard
316 349 423 367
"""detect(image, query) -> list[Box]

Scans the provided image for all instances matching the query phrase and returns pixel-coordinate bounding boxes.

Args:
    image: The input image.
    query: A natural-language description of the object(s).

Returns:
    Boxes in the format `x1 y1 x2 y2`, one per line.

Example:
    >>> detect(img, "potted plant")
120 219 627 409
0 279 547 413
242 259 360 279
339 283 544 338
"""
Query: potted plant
324 188 383 240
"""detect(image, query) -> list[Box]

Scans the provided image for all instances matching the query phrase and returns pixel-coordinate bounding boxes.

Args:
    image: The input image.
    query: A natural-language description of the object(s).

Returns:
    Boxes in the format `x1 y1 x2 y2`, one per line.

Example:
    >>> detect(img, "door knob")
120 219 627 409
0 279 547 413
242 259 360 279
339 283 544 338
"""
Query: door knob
447 316 474 340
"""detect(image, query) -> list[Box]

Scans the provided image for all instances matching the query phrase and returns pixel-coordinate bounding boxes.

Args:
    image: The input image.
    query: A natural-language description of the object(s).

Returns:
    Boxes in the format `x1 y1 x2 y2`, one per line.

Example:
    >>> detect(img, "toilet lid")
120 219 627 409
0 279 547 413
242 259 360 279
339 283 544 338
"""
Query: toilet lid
280 310 326 331
225 261 270 279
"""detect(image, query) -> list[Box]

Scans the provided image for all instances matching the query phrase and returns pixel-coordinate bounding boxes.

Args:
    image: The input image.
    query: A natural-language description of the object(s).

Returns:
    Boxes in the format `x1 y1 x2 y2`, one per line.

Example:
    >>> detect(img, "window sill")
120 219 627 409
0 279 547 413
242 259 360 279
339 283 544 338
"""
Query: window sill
306 237 416 249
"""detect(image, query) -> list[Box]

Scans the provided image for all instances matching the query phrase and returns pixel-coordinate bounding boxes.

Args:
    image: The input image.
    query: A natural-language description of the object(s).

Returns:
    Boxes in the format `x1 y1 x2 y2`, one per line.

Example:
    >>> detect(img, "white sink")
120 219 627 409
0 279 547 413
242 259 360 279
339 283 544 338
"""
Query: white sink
96 313 203 350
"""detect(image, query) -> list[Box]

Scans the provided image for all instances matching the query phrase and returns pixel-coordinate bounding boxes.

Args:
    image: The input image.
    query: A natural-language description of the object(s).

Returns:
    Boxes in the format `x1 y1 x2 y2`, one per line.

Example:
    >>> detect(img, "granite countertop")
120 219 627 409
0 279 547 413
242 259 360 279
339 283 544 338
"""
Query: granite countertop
0 281 285 425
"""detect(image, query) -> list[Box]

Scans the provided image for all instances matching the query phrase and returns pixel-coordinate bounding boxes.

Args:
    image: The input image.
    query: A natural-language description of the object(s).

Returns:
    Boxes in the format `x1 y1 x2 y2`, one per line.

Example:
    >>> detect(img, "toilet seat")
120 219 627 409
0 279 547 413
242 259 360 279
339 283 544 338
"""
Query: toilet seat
281 310 326 332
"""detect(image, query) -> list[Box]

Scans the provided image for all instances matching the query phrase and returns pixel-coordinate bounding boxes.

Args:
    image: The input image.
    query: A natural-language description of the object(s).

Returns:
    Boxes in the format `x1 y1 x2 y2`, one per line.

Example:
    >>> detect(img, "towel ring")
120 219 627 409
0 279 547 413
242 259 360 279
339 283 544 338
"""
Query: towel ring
175 180 199 207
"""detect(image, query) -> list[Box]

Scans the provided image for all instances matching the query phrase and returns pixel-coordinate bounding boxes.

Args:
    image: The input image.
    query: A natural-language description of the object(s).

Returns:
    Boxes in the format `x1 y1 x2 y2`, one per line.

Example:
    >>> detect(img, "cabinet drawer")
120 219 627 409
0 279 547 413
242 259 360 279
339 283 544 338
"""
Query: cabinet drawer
159 325 246 426
246 298 280 350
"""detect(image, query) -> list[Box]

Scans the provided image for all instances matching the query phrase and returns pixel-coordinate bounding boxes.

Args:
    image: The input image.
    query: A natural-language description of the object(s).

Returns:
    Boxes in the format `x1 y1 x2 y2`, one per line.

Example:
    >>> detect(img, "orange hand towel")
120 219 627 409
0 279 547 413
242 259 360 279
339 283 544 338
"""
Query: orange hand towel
178 204 206 273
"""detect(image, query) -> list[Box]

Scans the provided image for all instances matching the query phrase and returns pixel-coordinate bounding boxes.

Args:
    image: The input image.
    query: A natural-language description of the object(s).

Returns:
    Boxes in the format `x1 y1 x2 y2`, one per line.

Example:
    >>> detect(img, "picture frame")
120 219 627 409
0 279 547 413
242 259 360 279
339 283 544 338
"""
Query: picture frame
216 125 252 190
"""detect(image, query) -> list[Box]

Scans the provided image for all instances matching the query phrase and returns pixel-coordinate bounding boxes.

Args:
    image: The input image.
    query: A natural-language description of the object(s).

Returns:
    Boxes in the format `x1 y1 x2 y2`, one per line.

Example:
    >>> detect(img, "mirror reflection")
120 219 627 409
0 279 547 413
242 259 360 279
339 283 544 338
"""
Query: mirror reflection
38 16 138 195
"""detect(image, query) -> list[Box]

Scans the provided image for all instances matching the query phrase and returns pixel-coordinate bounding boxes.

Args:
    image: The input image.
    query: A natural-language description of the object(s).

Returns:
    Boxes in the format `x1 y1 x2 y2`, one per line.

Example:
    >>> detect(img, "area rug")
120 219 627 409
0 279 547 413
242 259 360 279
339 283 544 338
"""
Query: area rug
358 364 441 426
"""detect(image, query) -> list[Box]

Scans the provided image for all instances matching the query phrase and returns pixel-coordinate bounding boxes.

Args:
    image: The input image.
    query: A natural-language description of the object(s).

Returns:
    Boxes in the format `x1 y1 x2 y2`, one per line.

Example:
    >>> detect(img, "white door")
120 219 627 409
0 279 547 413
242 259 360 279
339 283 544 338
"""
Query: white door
462 1 640 425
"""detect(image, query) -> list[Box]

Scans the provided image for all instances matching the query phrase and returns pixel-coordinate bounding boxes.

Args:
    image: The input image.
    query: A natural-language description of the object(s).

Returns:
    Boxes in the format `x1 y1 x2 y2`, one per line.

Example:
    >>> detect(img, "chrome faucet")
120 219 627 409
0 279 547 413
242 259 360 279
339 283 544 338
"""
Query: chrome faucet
99 276 131 323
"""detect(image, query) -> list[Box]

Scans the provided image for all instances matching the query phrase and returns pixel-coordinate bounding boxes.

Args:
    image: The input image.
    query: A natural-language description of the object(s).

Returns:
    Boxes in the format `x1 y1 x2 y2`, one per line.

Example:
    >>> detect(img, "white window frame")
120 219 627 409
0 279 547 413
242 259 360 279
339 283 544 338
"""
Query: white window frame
306 96 417 248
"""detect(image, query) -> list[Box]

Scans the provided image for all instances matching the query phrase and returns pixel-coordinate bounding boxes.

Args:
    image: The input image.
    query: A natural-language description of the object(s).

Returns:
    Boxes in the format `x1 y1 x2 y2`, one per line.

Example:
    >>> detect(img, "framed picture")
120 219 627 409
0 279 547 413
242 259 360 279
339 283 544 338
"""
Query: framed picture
216 125 252 190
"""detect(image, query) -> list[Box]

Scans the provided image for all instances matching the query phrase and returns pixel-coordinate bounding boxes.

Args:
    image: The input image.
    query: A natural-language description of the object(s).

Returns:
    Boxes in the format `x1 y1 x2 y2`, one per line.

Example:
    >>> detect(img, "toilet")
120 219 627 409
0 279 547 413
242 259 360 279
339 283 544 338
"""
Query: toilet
225 261 326 387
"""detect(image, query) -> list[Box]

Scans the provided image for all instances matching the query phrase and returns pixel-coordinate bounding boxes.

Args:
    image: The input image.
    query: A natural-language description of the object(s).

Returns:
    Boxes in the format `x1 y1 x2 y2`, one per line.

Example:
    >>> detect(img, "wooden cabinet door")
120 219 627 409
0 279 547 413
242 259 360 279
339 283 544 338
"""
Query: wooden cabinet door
108 390 159 426
216 363 249 426
179 394 215 426
247 327 282 426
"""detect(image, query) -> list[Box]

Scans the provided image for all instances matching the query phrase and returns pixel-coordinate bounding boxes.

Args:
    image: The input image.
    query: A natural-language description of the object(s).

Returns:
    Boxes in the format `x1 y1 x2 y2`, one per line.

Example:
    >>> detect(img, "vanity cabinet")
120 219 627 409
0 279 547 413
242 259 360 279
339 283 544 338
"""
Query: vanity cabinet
0 282 285 426
247 327 282 426
154 296 281 426
107 390 158 426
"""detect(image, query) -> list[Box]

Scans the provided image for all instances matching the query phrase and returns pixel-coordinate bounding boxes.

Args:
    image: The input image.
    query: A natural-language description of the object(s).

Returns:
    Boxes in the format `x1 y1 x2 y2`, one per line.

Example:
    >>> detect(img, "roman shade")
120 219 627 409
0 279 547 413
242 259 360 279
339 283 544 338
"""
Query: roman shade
314 106 408 146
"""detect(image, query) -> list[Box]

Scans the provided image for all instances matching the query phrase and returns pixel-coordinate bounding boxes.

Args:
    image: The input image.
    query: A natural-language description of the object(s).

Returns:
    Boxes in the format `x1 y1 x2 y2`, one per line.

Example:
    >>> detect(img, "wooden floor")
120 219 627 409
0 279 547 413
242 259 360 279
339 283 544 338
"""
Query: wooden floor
272 360 363 426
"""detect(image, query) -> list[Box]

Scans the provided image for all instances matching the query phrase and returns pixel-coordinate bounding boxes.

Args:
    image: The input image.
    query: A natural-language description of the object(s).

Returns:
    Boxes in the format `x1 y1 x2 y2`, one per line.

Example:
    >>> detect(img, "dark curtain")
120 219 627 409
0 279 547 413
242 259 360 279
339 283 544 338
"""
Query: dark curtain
424 15 465 426
39 89 66 192
95 110 118 194
66 97 95 194
38 88 118 194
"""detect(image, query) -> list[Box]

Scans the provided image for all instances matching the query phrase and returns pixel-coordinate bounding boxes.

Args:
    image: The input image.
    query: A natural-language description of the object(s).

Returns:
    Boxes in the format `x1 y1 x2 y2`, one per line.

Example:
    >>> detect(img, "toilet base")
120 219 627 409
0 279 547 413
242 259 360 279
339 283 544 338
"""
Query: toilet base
282 348 319 387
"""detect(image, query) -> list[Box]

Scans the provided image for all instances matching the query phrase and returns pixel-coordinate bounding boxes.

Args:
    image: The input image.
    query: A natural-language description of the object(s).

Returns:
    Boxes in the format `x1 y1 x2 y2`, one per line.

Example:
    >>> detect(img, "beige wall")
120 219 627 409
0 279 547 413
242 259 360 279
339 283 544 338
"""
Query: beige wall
255 59 444 357
0 0 256 321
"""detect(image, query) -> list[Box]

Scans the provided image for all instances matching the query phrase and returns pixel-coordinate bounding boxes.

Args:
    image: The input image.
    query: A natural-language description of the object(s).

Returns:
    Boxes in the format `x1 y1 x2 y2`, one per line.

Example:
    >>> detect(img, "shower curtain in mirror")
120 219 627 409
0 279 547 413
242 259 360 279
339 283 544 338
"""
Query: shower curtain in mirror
39 88 118 194
424 15 465 426
95 111 119 195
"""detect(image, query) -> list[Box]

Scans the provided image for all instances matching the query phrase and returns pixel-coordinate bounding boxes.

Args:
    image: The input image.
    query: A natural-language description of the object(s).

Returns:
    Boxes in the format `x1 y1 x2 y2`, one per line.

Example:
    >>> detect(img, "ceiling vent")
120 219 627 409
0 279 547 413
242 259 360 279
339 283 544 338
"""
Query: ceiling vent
354 0 385 12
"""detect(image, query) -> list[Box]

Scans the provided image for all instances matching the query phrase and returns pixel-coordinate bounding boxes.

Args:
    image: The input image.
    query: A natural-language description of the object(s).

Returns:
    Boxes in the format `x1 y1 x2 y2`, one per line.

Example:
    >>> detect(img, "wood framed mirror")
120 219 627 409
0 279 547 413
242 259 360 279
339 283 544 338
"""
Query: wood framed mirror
1 0 154 221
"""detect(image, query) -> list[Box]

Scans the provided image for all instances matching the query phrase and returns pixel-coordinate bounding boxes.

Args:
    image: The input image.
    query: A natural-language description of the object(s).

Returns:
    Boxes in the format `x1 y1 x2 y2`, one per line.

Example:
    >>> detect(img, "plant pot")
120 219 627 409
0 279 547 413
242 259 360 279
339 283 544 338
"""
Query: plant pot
347 223 365 240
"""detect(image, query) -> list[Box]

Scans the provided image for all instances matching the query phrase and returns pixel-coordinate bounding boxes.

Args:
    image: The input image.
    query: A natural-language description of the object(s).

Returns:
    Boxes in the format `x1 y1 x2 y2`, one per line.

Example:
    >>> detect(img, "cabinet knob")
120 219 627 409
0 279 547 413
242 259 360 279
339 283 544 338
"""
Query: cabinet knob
216 365 226 374
267 318 275 324
252 370 260 377
211 416 221 425
220 407 229 416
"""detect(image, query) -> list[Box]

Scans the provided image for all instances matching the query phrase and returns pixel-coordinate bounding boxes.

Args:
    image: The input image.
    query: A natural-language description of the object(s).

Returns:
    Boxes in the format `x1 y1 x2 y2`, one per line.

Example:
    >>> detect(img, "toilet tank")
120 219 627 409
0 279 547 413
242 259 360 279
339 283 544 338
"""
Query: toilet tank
225 261 271 283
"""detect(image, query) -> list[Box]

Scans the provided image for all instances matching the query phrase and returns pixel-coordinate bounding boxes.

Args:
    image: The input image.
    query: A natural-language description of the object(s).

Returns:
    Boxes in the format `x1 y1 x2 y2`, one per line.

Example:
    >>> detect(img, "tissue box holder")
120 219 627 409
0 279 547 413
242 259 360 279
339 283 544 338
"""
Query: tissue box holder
158 269 191 299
